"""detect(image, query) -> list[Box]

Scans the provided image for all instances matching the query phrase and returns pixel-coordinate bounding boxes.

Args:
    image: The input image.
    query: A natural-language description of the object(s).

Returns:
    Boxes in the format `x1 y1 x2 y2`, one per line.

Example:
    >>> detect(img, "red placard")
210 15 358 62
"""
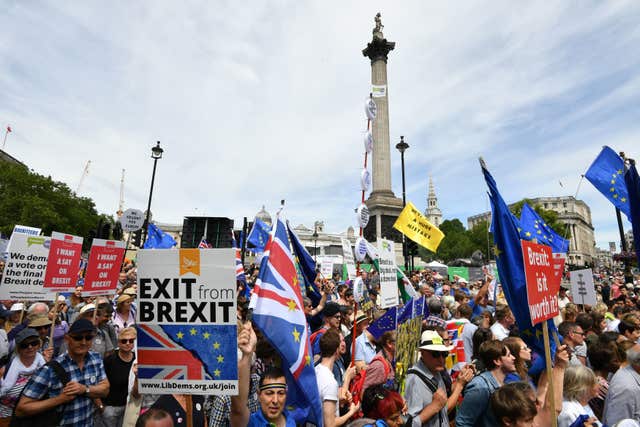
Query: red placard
521 240 559 325
551 253 566 291
83 239 126 296
43 232 83 292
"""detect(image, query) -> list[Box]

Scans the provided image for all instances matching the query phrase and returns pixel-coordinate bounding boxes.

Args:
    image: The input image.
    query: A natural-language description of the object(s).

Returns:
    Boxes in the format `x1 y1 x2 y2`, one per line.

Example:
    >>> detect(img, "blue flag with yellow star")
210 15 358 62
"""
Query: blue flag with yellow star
481 159 556 373
585 146 631 220
287 221 321 305
520 203 569 254
624 161 640 267
247 218 271 252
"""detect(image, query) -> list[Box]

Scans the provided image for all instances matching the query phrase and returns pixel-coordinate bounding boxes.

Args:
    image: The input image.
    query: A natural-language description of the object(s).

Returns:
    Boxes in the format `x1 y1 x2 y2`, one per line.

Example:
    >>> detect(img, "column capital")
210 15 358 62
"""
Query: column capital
362 37 395 64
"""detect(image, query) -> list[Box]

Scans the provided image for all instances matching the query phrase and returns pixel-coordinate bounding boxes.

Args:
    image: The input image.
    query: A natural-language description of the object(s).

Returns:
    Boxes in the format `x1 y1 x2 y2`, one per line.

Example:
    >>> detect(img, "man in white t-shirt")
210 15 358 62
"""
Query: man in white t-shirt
490 306 514 341
315 328 359 426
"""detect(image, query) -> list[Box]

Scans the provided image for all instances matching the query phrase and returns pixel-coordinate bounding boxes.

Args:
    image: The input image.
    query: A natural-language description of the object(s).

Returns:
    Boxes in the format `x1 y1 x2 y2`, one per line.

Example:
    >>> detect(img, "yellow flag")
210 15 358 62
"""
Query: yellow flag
393 201 445 252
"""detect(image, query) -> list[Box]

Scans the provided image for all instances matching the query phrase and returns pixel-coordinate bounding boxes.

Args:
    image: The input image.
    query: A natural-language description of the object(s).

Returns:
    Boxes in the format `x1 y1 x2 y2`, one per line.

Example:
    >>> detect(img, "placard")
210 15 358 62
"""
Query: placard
82 239 126 296
0 233 54 300
121 209 145 232
341 239 357 281
316 256 334 279
569 268 597 306
137 248 238 395
43 232 83 292
377 239 399 309
522 240 558 325
356 204 370 228
355 237 368 262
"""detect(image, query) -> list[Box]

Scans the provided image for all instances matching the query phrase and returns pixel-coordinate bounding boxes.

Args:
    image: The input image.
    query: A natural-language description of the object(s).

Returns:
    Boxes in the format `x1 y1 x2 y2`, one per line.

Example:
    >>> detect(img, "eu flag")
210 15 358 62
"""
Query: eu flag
520 203 569 253
481 159 556 371
287 222 321 304
247 219 271 252
143 223 177 249
368 306 398 340
585 146 631 220
624 161 640 266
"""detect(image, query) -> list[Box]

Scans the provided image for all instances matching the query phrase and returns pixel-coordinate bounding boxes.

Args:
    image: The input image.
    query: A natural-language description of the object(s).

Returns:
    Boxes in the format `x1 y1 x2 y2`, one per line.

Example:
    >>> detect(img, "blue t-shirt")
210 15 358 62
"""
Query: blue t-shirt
248 408 296 427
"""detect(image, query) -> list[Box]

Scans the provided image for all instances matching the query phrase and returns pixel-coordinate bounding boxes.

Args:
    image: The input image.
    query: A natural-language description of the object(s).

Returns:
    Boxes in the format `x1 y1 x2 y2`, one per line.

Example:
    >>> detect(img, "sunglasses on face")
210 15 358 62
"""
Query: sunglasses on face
19 340 40 350
429 351 448 358
119 338 135 344
69 334 96 342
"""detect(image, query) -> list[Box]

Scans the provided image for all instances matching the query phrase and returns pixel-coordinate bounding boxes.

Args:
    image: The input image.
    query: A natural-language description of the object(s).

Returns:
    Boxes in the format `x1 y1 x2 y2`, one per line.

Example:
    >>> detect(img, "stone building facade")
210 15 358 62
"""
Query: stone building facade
467 196 596 267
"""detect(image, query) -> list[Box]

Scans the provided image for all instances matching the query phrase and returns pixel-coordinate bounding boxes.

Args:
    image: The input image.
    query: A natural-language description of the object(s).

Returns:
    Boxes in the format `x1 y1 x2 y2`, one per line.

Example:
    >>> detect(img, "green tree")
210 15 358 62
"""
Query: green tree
433 219 475 263
0 162 102 247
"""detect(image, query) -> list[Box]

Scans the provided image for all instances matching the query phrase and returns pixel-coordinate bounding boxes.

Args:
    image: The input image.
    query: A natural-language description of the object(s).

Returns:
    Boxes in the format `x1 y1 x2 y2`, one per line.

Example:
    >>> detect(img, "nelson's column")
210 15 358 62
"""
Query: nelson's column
362 13 404 245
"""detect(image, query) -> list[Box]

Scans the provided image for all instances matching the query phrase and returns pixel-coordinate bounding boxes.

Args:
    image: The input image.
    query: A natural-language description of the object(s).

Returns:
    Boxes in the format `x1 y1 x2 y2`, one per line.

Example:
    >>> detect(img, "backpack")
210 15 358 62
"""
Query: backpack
10 360 70 427
349 354 392 404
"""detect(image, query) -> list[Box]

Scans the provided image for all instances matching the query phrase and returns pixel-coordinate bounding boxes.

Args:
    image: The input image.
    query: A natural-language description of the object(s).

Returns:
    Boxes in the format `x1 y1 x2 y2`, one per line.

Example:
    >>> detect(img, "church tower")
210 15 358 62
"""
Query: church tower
425 176 442 227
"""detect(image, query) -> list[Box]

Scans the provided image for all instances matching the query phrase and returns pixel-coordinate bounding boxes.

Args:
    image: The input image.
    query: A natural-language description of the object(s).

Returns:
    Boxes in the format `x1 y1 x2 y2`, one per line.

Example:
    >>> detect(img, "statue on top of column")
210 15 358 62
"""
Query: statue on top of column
373 13 384 38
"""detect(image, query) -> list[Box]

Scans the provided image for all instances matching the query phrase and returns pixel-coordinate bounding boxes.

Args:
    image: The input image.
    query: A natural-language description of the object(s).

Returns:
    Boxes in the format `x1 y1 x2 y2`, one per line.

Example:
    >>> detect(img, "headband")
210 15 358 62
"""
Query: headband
259 382 287 392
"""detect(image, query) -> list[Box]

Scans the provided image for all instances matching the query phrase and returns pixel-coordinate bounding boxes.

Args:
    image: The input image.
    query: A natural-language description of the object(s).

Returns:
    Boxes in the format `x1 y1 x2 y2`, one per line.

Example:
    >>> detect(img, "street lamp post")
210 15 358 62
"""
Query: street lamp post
312 226 319 262
142 141 164 246
395 135 409 272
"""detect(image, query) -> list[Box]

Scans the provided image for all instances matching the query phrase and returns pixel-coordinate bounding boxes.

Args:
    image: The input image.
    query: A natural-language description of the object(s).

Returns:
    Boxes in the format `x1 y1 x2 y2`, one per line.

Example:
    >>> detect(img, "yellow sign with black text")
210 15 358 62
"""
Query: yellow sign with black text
393 202 445 252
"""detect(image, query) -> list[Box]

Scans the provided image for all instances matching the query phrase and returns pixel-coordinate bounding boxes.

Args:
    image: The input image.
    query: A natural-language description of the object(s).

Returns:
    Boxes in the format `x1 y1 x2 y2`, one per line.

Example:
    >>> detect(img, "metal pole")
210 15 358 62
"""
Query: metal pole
142 157 159 245
400 149 408 272
616 207 633 282
241 217 248 266
1 128 9 151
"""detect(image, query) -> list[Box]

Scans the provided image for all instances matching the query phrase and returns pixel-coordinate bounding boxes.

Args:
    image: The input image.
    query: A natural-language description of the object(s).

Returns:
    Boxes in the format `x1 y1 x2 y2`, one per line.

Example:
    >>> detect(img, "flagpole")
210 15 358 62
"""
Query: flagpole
1 127 9 151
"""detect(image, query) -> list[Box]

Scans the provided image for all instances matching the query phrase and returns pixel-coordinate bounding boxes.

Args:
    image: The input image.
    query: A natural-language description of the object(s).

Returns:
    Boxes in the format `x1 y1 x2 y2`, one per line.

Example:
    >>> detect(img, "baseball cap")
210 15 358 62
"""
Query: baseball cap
15 328 39 346
68 318 96 335
322 302 341 318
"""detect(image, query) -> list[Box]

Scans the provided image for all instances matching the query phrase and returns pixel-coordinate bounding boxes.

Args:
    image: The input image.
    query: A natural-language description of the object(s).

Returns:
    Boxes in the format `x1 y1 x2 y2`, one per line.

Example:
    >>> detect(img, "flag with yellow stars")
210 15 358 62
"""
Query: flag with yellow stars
624 161 640 266
481 158 557 375
585 146 631 220
250 215 323 426
137 323 237 386
519 203 569 253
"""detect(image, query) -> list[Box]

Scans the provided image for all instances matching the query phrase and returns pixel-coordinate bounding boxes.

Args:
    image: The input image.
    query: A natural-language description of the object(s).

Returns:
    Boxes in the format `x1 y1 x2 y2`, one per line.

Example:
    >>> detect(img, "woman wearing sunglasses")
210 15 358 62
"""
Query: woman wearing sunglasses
95 327 136 427
0 328 46 427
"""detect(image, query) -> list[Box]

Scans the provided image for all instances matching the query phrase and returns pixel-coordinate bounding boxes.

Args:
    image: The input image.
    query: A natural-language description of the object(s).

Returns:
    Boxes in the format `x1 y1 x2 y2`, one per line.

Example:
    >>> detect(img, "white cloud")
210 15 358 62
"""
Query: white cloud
0 1 639 251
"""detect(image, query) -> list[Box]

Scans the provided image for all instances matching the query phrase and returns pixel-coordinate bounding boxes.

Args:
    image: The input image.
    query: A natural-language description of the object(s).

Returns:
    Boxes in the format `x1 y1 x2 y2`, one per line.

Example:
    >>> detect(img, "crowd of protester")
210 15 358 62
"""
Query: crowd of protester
0 257 640 426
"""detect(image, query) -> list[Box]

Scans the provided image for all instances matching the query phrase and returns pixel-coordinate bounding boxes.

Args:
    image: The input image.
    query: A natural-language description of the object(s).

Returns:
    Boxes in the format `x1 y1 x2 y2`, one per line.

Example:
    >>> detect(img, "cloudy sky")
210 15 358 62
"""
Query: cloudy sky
1 1 639 249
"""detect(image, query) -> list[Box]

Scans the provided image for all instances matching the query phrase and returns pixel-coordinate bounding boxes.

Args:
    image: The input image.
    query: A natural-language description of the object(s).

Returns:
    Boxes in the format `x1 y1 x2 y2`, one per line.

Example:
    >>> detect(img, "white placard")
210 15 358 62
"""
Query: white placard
341 239 357 281
3 225 41 260
0 233 54 300
137 248 238 395
360 169 371 192
377 239 399 309
365 98 377 120
354 237 368 262
121 208 145 232
371 85 387 98
569 268 597 306
316 256 334 279
355 204 370 228
363 130 373 153
353 276 364 302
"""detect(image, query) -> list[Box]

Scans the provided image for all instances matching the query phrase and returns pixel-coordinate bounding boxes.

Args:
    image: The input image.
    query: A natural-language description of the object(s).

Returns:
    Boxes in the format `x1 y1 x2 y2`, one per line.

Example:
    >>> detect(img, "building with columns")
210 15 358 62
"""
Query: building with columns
467 196 596 267
424 176 443 227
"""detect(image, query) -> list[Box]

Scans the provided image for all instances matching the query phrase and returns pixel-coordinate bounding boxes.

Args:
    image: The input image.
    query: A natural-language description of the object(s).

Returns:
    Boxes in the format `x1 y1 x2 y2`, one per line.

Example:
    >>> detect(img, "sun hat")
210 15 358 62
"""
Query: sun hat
79 303 96 314
9 303 24 312
28 316 53 328
419 330 454 352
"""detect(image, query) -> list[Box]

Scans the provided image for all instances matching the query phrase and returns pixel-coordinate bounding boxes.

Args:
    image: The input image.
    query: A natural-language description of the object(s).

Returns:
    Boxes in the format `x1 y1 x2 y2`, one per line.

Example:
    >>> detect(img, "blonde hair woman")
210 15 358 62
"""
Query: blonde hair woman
558 365 602 427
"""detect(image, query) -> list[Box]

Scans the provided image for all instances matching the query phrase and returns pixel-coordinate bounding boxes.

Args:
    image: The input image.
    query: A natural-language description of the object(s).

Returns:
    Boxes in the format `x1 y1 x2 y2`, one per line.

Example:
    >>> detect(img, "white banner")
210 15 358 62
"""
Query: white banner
0 233 54 301
377 239 399 309
137 248 238 395
569 268 597 306
341 239 357 281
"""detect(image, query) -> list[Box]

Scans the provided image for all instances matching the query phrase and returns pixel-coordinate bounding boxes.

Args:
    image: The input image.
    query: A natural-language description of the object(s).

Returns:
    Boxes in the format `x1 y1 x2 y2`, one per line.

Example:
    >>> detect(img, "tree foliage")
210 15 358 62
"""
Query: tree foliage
0 162 102 246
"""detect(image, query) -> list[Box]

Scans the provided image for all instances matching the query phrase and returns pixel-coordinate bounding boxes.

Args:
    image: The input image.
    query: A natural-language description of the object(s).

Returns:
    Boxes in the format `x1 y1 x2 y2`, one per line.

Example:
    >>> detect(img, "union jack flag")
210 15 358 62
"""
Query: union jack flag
250 215 323 426
137 324 237 381
231 231 247 286
446 319 468 371
137 324 207 380
198 238 212 249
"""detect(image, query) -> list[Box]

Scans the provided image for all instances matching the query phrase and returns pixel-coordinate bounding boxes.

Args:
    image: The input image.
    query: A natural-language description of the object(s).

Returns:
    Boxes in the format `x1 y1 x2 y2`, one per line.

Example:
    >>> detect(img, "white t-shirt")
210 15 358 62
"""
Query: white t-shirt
315 363 339 417
490 322 510 341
